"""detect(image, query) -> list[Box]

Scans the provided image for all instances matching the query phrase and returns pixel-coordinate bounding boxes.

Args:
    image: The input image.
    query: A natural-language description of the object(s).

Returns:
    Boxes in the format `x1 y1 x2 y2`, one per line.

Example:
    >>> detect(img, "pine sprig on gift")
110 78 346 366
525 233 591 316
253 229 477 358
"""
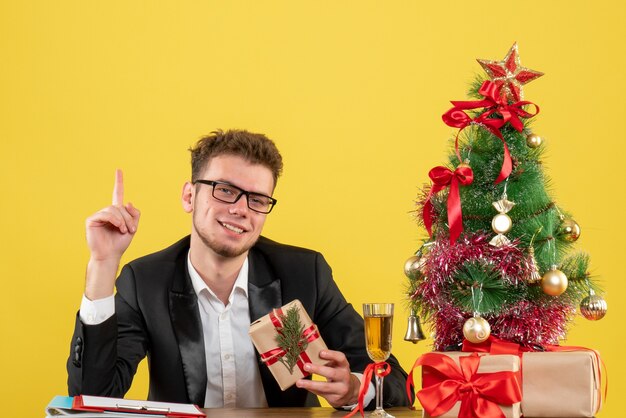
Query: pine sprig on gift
275 305 308 374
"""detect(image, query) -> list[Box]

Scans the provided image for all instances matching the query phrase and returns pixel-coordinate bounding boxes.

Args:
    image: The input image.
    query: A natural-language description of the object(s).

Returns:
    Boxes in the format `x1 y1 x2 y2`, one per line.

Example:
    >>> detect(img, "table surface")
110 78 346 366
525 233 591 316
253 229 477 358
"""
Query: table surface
200 407 421 417
198 407 595 417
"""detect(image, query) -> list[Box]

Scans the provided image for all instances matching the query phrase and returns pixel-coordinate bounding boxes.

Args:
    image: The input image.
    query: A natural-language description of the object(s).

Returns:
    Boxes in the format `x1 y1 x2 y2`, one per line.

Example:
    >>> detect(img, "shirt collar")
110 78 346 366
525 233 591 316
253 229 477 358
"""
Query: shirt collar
187 251 249 302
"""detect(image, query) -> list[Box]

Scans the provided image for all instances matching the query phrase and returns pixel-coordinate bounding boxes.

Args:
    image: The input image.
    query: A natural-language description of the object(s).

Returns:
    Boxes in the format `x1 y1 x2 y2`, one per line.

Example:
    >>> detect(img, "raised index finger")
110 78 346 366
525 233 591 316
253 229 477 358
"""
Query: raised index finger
112 169 124 205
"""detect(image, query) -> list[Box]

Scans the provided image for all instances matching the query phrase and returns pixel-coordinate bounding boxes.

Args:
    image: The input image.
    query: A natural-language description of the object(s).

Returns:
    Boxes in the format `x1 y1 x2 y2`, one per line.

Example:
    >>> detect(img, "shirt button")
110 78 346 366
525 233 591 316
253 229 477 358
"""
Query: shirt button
224 354 231 360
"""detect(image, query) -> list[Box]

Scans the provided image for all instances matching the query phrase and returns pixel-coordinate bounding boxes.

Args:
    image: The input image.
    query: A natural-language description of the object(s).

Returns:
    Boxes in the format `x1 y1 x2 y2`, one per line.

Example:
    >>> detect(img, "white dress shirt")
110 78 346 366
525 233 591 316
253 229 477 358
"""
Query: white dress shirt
186 254 267 408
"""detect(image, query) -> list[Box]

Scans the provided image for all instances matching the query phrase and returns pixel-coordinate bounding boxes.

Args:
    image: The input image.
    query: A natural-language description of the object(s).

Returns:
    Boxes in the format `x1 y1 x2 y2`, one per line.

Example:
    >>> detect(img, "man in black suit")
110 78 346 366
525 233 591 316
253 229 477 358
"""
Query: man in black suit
67 129 409 409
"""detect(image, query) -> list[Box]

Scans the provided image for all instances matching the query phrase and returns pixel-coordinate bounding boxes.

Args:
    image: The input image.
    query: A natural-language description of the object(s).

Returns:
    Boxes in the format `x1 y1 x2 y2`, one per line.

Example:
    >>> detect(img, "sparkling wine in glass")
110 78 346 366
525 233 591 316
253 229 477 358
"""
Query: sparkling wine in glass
363 303 394 418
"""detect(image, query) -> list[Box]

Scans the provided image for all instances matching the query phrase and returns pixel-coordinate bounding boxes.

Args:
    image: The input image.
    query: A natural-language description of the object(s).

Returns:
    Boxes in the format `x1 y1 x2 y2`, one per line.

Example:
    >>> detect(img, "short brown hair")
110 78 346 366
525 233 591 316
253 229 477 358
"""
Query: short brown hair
189 129 284 185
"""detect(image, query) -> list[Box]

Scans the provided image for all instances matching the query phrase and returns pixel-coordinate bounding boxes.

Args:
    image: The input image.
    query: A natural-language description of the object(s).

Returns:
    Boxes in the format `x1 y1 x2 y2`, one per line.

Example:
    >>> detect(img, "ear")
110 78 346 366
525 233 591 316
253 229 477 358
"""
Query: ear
181 182 194 213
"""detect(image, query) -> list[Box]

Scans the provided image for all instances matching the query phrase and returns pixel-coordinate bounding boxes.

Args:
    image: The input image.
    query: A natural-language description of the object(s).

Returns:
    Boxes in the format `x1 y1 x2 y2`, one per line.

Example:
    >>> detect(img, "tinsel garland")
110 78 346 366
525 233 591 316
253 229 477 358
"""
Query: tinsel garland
411 232 575 351
422 233 531 286
493 300 574 347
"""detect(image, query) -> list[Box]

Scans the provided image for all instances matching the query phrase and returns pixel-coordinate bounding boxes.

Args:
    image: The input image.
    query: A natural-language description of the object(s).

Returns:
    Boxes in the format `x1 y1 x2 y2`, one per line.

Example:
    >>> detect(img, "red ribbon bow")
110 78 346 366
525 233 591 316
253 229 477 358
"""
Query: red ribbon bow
406 353 522 418
344 361 391 418
442 80 539 184
259 308 320 375
422 164 474 243
461 336 608 408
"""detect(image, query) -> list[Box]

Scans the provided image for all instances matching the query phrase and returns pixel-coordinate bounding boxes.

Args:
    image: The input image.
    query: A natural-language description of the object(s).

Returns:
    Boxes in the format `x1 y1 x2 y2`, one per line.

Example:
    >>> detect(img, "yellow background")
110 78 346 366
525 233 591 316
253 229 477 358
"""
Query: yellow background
1 1 624 417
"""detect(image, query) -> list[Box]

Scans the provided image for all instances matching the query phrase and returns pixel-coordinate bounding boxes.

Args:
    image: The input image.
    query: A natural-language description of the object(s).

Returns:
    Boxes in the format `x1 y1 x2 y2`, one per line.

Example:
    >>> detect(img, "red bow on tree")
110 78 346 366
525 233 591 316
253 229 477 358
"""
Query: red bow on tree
442 80 539 184
406 353 522 418
422 164 474 244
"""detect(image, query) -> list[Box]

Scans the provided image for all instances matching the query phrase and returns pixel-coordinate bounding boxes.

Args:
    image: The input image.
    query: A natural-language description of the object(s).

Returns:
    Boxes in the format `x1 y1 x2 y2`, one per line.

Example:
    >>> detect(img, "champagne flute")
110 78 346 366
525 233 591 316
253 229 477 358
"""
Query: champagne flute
363 303 394 418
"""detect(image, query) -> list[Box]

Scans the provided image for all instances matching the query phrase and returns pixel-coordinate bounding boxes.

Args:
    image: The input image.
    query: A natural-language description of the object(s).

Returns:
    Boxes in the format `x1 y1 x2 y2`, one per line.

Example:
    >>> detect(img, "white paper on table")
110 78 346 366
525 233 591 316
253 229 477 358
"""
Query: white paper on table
79 395 204 416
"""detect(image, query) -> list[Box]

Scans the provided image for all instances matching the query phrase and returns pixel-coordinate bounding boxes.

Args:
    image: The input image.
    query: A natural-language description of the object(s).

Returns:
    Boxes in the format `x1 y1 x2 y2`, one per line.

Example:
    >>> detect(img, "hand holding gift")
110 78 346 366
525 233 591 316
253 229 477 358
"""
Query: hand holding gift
249 300 328 391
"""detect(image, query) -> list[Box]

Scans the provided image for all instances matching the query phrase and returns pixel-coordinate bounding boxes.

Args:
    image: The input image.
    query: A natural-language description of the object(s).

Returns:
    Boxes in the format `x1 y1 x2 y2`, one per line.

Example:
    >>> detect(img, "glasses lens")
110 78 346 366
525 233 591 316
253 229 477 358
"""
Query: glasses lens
212 183 240 203
248 194 273 213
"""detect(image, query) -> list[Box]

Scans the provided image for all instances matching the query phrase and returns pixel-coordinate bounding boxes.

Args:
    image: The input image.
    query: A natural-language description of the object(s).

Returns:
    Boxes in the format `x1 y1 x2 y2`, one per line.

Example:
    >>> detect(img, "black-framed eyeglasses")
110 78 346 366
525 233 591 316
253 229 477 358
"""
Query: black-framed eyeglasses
193 180 277 214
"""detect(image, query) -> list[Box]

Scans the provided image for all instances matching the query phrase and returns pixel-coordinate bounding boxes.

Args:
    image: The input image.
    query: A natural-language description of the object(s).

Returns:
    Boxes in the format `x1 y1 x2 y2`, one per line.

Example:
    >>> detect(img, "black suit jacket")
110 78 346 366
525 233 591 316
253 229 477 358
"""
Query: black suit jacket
67 236 409 408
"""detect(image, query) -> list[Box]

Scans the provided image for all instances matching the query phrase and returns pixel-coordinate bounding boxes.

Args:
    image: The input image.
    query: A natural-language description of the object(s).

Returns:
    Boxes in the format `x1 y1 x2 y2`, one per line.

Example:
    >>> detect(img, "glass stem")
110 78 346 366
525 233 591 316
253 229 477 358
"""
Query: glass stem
375 374 384 411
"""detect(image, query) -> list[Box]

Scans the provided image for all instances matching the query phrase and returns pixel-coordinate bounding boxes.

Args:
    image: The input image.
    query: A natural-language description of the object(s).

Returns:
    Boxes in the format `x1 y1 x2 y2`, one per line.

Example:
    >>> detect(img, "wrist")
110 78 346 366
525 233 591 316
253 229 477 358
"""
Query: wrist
84 258 119 300
348 373 361 405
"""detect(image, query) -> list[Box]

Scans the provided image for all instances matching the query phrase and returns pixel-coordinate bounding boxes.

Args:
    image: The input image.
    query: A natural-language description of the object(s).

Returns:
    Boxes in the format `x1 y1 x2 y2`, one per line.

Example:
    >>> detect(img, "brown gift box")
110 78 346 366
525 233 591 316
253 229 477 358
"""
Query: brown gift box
421 352 521 418
249 299 328 391
521 351 602 417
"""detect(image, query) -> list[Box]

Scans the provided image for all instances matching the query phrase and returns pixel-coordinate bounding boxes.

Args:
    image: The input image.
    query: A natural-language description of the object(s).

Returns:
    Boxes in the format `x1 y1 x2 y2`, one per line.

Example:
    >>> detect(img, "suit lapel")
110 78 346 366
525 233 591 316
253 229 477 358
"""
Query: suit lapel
247 248 282 321
247 248 286 406
169 253 207 407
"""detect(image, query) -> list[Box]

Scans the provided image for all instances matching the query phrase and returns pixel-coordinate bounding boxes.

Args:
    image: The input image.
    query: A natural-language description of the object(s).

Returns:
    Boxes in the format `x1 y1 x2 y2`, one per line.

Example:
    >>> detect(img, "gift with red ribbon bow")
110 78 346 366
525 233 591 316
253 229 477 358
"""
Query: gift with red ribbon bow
249 299 328 391
460 336 605 417
407 352 522 418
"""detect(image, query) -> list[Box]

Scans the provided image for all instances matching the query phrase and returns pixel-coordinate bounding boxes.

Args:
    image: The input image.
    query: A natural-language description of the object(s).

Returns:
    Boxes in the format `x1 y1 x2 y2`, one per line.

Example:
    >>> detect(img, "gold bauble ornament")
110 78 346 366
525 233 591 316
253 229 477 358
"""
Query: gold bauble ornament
462 316 491 343
526 133 543 148
541 265 568 296
492 213 513 234
404 255 426 279
580 290 608 320
558 218 581 242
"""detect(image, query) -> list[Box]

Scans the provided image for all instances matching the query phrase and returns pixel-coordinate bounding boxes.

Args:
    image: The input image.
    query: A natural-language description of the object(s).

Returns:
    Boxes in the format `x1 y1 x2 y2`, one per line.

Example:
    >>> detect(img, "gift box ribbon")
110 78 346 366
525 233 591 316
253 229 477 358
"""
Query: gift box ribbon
406 352 522 418
462 335 534 355
461 336 607 407
259 307 321 376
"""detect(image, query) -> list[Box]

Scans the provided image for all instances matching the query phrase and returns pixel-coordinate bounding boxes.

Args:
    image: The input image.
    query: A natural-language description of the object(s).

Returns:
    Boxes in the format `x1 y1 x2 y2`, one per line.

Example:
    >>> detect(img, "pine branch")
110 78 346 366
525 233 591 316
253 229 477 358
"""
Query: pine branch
274 305 308 374
468 74 488 99
449 261 523 315
558 252 595 304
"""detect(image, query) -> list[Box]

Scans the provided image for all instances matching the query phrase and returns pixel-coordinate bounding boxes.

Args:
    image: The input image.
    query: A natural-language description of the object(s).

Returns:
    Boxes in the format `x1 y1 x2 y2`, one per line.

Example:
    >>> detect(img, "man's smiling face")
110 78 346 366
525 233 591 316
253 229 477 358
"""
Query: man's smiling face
187 154 274 258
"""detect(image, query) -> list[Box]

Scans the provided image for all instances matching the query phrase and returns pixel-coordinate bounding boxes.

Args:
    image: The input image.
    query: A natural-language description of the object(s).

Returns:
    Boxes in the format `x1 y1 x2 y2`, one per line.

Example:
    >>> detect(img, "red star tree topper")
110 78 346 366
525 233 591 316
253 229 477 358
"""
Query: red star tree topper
477 42 543 102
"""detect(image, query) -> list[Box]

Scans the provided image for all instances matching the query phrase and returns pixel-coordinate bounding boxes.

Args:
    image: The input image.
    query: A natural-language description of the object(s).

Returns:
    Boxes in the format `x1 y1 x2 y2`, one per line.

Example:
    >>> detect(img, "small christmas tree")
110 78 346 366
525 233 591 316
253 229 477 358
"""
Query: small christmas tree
405 43 607 351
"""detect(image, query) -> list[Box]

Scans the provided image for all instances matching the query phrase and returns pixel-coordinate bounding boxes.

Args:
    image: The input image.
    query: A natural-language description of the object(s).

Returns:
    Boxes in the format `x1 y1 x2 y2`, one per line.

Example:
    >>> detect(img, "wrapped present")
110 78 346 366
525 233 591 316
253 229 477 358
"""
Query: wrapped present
462 337 604 417
248 299 328 391
521 350 602 417
410 352 522 418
